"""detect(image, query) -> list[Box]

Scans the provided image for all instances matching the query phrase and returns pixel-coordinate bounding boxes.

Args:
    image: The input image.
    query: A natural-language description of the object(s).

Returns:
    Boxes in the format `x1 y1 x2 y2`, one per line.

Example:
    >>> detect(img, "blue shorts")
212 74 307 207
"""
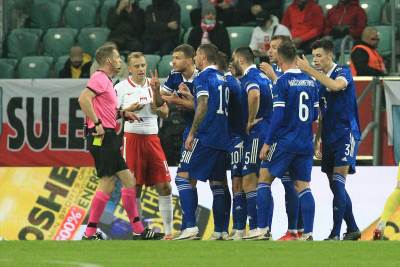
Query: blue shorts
260 142 313 182
230 135 244 178
321 133 359 175
177 128 190 173
181 138 228 182
241 132 264 176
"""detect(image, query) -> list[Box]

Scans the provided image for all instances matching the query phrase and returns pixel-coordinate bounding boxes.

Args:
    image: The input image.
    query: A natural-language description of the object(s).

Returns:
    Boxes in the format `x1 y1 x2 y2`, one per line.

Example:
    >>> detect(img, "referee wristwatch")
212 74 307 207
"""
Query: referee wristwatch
94 119 102 126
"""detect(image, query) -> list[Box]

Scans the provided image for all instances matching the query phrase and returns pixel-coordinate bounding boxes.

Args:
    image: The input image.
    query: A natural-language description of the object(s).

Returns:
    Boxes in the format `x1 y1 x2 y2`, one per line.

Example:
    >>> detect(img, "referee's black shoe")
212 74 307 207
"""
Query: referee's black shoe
132 227 165 240
82 232 106 240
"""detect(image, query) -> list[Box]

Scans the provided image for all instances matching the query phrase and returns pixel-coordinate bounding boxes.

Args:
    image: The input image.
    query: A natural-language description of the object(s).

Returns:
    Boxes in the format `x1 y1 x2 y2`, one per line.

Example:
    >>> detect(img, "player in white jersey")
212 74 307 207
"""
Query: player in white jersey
115 52 174 240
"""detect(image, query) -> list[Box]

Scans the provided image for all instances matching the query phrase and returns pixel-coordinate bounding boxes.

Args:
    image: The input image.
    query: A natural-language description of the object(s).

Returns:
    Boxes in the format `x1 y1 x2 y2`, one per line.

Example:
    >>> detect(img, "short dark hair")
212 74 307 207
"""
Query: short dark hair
271 35 292 44
234 47 255 64
173 44 195 59
198 43 219 64
127 52 145 65
216 51 228 72
95 45 116 66
277 42 297 63
311 39 334 53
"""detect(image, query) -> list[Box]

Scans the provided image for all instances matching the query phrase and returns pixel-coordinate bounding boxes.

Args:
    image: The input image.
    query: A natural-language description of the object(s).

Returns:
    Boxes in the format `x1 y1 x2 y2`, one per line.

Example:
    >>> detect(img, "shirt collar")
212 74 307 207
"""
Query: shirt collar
283 68 302 74
199 65 218 74
182 68 199 82
128 76 148 88
244 64 257 75
326 63 337 77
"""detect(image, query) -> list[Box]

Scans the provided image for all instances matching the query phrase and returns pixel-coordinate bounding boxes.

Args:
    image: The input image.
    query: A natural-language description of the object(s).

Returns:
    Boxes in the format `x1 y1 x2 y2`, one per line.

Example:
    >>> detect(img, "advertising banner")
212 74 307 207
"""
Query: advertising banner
0 166 399 241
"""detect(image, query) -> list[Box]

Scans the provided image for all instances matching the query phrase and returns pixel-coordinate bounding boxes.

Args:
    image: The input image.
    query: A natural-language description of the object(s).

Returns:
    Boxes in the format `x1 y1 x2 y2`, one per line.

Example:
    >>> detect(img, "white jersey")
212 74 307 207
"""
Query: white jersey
115 77 159 134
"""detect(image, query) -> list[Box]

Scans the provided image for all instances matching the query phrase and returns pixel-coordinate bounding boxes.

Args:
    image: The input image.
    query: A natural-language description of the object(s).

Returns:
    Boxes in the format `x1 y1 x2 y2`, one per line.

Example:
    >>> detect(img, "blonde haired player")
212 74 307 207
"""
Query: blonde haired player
115 52 174 240
373 163 400 240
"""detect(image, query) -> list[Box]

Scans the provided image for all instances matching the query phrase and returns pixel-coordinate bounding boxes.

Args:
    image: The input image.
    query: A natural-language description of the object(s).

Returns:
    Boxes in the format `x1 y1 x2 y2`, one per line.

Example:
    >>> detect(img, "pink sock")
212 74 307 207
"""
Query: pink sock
84 191 110 237
121 187 145 234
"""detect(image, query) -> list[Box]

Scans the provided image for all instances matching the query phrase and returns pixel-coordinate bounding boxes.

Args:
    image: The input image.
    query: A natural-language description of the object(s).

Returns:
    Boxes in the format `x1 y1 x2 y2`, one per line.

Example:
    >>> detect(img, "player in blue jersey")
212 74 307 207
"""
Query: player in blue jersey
156 44 198 234
175 44 231 240
258 41 319 241
231 47 273 239
297 39 361 241
216 52 247 240
260 35 305 240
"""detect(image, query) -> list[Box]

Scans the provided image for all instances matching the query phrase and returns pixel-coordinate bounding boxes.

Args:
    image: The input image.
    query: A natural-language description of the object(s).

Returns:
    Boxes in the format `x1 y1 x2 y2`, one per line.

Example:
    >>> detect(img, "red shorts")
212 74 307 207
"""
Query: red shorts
123 133 171 186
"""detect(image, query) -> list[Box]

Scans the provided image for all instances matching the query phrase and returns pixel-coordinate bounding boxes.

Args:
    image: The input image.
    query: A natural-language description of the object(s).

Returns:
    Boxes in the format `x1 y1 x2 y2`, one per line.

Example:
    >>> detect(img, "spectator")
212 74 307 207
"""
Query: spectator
235 0 283 25
143 0 180 56
90 42 129 83
59 46 92 78
282 0 323 54
187 6 231 56
323 0 366 54
249 10 291 57
350 26 386 76
106 0 145 52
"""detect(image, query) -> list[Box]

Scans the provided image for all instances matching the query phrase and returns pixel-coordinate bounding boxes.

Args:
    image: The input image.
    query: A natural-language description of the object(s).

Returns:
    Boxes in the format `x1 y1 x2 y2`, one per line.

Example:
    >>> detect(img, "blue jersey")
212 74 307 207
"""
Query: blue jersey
239 65 273 134
272 63 283 77
193 66 230 151
226 73 246 137
265 69 319 155
163 70 198 130
318 64 361 145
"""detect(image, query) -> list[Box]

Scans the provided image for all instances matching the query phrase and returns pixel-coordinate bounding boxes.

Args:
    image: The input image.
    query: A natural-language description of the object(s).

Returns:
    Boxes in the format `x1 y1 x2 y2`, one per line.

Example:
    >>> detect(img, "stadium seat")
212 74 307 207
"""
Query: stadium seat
318 0 336 14
178 0 199 29
226 26 253 51
77 27 110 56
43 28 78 58
157 55 173 78
54 55 70 77
30 2 62 29
360 0 385 25
7 28 43 59
100 0 117 26
183 27 192 43
17 56 54 79
138 0 152 10
375 25 393 56
0 59 18 78
33 0 64 7
145 54 161 76
64 1 97 30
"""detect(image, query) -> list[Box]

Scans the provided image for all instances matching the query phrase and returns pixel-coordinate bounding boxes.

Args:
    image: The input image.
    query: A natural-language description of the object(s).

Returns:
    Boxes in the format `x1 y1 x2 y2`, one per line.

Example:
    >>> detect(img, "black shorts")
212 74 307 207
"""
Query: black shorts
87 128 127 178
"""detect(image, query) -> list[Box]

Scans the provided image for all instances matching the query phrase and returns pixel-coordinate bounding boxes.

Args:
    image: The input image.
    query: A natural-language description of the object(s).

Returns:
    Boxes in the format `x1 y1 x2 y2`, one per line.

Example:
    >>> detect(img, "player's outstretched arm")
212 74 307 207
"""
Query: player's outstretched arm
259 62 278 82
314 113 322 160
154 102 169 119
296 55 346 91
150 69 165 107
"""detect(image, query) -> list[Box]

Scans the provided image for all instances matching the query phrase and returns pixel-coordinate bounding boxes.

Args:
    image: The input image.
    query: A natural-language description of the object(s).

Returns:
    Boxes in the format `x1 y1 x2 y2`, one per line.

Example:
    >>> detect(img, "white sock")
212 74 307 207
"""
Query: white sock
159 194 173 235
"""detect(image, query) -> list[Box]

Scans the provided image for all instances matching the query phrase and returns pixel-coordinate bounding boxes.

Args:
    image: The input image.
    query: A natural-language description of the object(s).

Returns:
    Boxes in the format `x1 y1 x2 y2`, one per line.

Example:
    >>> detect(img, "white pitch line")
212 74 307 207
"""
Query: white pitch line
44 260 103 267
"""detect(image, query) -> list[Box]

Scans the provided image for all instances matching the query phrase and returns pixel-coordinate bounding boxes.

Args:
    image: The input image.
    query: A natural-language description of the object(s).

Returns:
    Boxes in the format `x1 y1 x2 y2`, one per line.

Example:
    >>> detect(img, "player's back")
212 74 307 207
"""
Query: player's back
240 66 273 134
318 64 361 145
272 69 319 155
194 67 230 151
226 72 246 137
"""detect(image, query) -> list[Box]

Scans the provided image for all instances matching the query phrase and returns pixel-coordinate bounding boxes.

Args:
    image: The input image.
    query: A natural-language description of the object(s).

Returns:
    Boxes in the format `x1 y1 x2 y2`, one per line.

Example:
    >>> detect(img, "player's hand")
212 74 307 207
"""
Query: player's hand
162 94 180 105
149 69 161 93
259 62 277 81
296 55 311 72
93 124 105 136
185 132 195 151
178 83 193 99
168 21 179 30
314 138 322 160
246 118 263 135
124 111 143 122
126 102 144 112
259 143 270 161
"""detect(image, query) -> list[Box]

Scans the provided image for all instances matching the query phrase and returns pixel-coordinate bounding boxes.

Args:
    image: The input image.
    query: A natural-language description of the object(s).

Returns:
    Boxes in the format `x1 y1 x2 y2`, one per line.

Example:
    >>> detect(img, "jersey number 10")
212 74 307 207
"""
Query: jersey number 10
216 85 229 116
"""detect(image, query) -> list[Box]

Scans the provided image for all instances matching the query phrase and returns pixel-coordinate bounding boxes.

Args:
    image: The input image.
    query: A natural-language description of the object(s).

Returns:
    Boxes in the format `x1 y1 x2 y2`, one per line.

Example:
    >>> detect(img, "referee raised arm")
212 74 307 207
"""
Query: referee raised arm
78 44 163 240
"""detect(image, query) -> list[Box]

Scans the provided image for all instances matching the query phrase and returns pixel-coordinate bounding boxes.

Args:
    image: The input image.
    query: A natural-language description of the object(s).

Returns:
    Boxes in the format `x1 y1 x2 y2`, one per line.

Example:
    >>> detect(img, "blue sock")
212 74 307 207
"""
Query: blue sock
297 203 304 231
211 185 226 233
223 186 231 232
331 173 347 236
233 192 247 230
256 183 271 229
245 191 258 230
344 190 359 232
299 188 315 234
175 176 196 228
282 178 299 231
193 187 198 215
267 193 274 229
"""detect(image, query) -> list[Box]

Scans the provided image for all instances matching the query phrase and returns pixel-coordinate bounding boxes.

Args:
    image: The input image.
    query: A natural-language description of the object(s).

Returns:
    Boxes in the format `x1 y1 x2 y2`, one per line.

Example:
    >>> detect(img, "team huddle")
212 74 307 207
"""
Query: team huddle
79 36 361 241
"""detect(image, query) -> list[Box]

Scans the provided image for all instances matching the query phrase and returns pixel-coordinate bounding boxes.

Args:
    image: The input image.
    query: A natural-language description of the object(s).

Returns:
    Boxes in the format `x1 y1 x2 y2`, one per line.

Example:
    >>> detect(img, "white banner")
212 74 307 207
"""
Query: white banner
384 80 400 146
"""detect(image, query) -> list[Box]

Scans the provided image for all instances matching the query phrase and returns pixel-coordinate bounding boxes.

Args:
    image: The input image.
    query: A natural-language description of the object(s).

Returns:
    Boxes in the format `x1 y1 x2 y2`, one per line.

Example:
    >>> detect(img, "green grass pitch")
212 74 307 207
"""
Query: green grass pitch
0 241 399 267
